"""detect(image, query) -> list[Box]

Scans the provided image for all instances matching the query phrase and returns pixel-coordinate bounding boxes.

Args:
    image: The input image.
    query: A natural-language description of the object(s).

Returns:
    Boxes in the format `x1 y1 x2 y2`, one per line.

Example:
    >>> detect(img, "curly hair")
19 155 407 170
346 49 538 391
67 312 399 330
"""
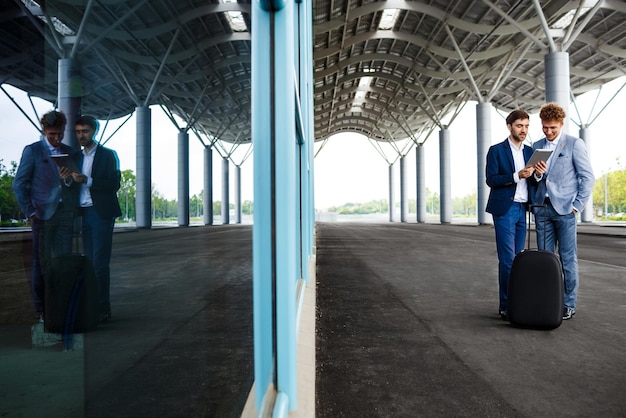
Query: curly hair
539 103 566 122
40 110 67 130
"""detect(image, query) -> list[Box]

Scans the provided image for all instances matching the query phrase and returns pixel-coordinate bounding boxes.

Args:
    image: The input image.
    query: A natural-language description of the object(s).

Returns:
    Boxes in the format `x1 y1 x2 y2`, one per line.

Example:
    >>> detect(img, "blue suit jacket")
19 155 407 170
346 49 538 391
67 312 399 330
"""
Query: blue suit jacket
485 139 533 216
530 134 595 215
82 144 122 219
13 138 79 220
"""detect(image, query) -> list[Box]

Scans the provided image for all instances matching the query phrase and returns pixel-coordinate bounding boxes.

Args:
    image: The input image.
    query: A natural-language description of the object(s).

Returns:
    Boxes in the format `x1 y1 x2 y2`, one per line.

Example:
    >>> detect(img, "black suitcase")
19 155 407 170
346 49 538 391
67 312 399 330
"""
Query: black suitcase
507 206 564 329
44 254 100 335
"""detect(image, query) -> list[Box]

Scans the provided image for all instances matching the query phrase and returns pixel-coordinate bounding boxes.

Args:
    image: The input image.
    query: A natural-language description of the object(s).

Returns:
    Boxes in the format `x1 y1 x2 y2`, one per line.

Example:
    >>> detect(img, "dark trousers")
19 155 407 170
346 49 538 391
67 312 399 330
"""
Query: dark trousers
81 206 115 315
30 208 74 313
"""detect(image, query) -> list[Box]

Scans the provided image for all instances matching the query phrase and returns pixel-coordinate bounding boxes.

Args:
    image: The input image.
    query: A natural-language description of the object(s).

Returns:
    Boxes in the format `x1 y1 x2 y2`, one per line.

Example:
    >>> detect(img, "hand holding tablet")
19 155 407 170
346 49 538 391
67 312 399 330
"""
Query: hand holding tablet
525 149 552 167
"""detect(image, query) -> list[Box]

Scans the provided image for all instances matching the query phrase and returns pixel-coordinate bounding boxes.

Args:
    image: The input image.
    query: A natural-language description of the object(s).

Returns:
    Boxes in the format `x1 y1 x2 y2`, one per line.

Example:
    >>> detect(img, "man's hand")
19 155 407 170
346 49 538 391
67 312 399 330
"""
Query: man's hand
518 166 535 179
59 166 72 180
71 172 88 184
533 160 547 175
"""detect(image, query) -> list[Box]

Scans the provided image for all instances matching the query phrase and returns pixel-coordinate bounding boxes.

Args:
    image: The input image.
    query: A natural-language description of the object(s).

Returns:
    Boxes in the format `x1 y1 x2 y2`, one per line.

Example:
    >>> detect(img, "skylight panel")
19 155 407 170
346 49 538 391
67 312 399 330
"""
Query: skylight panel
21 0 75 36
551 0 598 29
222 0 247 32
378 9 400 31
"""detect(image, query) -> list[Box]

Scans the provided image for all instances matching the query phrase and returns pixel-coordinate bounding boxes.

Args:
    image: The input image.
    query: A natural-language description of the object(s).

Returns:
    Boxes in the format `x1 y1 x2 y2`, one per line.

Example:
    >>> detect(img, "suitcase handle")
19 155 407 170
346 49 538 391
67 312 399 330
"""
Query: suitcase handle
527 204 547 250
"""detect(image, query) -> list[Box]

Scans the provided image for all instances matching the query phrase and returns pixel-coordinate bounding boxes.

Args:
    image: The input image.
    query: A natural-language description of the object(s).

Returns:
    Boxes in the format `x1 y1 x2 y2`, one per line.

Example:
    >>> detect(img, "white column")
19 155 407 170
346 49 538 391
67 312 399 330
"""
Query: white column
400 156 408 222
476 102 491 225
439 127 452 223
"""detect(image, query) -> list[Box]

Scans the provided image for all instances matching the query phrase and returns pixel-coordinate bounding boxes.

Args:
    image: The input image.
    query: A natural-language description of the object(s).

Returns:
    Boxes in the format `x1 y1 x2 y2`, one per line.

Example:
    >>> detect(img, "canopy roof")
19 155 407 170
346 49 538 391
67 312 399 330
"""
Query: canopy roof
1 0 625 144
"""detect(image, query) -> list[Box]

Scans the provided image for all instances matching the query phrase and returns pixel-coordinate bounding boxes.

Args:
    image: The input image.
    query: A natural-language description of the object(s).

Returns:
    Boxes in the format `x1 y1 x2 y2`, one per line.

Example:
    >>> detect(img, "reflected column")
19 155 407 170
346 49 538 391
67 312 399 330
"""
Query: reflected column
388 164 395 222
204 147 213 225
136 106 152 228
177 130 189 226
58 58 81 150
222 157 230 224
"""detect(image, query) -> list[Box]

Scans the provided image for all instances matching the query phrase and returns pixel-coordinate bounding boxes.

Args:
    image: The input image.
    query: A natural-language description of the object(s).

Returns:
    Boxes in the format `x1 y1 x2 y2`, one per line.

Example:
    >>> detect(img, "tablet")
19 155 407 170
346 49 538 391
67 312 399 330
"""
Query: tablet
50 154 78 171
526 149 553 167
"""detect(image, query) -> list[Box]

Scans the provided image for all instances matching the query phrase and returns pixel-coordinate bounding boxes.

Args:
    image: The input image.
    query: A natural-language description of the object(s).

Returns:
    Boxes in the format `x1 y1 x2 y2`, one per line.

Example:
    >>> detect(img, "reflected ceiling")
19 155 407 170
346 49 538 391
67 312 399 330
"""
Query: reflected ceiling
1 0 625 145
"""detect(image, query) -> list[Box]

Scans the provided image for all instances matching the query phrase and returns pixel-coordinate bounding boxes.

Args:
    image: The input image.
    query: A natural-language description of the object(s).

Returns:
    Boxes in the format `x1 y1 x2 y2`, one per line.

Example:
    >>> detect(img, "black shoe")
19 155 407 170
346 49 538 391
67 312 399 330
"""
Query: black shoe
99 312 111 323
499 310 508 321
562 307 576 320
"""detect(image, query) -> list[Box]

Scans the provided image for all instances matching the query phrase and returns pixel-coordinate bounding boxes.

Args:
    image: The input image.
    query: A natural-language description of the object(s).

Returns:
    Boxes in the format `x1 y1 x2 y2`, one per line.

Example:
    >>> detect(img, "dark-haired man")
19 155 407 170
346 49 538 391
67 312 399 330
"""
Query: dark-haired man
485 109 535 320
13 110 79 321
71 115 122 321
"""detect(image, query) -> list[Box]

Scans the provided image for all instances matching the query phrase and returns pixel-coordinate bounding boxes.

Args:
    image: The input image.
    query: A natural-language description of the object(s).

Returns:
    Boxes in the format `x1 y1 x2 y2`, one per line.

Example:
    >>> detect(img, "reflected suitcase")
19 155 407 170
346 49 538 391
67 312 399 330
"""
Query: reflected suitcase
44 254 100 334
507 206 563 329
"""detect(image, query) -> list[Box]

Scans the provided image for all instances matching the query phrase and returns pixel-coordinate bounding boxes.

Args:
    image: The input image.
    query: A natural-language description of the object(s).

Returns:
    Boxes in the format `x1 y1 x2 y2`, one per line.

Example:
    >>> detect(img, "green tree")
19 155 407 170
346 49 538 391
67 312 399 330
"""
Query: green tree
452 191 477 216
118 169 136 221
593 167 626 218
190 193 203 218
0 160 20 222
242 200 253 215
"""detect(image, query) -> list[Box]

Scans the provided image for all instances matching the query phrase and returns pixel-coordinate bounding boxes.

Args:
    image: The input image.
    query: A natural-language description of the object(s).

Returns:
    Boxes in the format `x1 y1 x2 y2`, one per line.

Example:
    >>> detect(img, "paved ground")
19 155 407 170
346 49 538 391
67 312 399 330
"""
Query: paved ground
315 222 626 417
1 221 625 417
0 226 254 418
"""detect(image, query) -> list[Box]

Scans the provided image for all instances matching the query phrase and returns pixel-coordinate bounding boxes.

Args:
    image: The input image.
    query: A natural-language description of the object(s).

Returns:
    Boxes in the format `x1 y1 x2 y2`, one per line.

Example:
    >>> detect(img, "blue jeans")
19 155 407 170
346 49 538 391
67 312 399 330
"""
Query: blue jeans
81 207 115 315
492 202 527 312
534 204 578 309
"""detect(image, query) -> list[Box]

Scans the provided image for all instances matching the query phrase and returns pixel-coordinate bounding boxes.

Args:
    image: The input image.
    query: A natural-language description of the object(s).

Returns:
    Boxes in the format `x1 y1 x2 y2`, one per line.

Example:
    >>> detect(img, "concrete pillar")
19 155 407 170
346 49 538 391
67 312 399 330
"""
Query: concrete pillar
235 165 242 224
177 130 190 226
58 58 81 150
135 106 152 228
221 157 230 224
203 147 213 225
388 164 395 222
545 52 570 132
415 145 426 223
579 126 593 222
400 156 408 222
439 127 451 223
476 102 491 225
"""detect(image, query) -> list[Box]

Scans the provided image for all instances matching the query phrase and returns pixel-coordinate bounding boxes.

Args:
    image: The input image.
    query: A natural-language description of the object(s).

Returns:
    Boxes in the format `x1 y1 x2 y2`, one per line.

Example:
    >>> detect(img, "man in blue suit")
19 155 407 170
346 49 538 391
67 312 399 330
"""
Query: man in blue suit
71 115 122 321
13 110 79 320
486 109 535 320
531 103 595 320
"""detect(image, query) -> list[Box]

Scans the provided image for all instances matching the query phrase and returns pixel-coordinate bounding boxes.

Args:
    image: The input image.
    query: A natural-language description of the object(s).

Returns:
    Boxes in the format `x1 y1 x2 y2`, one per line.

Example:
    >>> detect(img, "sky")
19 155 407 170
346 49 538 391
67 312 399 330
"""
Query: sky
1 77 625 211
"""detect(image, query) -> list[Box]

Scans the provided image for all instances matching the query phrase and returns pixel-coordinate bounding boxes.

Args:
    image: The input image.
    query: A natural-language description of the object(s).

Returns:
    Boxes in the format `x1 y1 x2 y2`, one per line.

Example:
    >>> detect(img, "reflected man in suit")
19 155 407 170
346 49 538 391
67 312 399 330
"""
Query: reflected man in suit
531 103 595 320
71 115 122 321
13 110 79 320
485 109 535 320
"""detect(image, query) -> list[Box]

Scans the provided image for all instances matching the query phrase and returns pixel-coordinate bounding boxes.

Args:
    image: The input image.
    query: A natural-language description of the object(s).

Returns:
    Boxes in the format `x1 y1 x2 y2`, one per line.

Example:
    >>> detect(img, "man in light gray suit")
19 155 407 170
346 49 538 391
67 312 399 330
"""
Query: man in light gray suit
13 110 79 321
531 103 595 320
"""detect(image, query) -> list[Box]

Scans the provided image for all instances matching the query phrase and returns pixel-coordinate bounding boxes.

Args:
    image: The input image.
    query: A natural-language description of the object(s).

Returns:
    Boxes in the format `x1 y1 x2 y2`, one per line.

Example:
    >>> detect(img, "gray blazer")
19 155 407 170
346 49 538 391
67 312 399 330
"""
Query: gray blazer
13 138 78 220
531 134 595 215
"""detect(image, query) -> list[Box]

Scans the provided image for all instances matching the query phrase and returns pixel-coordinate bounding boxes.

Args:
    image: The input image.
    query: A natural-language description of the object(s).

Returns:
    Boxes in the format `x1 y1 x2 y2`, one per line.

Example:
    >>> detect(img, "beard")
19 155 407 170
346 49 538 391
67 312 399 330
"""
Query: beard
511 133 526 142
